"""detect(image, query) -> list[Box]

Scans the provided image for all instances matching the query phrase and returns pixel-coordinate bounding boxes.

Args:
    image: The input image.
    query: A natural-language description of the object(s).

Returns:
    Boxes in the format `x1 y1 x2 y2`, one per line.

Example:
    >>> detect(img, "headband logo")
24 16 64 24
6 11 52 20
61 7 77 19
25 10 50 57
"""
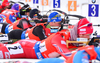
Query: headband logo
57 14 61 17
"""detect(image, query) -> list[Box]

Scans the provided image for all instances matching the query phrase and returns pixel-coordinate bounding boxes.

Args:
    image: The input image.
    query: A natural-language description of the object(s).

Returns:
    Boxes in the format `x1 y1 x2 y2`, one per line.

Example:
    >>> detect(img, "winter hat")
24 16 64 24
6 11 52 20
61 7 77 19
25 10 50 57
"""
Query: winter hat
48 12 62 22
21 4 31 12
20 8 31 15
11 3 19 11
26 8 31 12
2 0 9 8
78 18 93 35
29 9 41 18
20 4 31 15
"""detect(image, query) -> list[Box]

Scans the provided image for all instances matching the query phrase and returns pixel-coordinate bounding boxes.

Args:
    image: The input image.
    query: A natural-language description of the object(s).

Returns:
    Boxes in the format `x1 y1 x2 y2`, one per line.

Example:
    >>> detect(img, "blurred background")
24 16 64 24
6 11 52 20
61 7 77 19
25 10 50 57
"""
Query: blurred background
1 0 99 24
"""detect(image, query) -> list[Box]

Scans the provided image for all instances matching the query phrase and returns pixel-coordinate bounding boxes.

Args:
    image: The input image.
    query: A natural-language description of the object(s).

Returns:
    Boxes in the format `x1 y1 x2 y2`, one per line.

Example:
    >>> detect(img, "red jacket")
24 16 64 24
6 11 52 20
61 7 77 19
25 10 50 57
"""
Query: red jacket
8 18 33 32
0 32 71 59
0 9 19 24
25 23 46 41
1 9 18 16
65 46 97 63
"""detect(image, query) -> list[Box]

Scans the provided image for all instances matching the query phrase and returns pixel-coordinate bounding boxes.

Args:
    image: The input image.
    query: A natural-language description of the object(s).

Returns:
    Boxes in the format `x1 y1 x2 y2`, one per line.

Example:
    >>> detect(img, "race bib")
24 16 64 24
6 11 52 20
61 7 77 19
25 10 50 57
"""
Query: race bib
25 33 29 39
0 24 3 32
39 41 47 52
2 11 13 15
8 26 13 32
0 51 3 59
3 19 7 23
6 43 24 55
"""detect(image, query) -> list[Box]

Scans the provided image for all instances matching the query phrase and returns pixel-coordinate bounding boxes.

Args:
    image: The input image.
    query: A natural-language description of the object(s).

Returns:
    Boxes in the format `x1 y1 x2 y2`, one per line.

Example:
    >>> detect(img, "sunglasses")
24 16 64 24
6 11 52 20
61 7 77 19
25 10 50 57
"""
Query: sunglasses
78 23 92 29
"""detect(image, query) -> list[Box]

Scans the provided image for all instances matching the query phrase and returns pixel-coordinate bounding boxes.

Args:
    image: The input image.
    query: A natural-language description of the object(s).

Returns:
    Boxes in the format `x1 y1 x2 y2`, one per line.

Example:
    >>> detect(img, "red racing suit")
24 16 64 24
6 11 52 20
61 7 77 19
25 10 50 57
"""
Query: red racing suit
0 32 71 59
0 9 19 24
65 46 97 63
8 19 23 32
45 26 71 37
8 18 32 32
21 24 70 41
1 9 18 16
24 23 46 41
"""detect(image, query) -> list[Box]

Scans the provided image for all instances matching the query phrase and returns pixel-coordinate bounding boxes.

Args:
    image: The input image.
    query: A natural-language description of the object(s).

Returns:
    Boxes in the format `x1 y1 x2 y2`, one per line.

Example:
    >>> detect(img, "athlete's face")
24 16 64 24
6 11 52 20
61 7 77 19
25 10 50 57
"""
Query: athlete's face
32 17 39 20
25 12 30 16
78 34 91 39
49 21 61 27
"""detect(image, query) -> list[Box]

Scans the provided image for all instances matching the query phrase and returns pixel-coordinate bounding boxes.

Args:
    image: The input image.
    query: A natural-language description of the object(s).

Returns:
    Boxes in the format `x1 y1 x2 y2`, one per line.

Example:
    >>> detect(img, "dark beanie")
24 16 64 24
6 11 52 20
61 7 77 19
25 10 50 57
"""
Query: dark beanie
20 4 31 15
29 9 41 18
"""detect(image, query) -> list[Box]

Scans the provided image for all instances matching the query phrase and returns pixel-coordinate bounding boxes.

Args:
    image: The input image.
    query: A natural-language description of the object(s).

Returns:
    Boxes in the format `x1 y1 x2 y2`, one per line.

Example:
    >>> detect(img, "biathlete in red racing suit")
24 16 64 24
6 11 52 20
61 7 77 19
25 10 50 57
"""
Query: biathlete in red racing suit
23 23 47 41
7 18 33 33
5 11 64 40
64 45 100 63
0 18 33 34
36 46 100 63
0 3 21 24
0 9 17 24
1 32 100 62
0 32 71 59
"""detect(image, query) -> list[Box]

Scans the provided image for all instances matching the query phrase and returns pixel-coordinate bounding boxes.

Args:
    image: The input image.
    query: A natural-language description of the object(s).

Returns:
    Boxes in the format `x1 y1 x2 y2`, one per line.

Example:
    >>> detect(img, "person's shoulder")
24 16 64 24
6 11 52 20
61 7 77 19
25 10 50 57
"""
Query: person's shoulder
0 5 2 8
33 25 43 31
35 25 43 28
20 18 28 21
